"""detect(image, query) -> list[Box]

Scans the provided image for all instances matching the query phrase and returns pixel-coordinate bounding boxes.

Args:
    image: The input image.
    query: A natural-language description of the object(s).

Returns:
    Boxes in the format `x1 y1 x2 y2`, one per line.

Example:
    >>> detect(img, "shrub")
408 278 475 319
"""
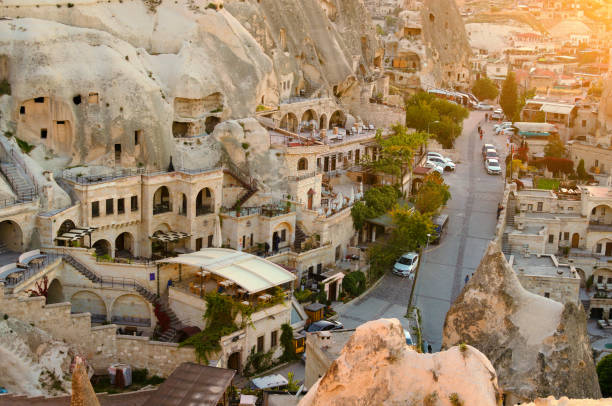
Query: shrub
15 137 35 154
294 289 313 303
342 271 366 297
206 2 217 9
449 393 463 406
597 354 612 396
280 323 297 362
67 2 74 7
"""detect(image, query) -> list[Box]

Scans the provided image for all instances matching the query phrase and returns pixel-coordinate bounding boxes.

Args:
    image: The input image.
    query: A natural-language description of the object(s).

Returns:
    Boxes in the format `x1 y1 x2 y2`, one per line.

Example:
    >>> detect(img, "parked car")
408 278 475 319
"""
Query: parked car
475 102 494 111
484 149 498 161
499 128 515 137
423 160 445 175
404 329 414 346
427 155 455 171
485 158 502 175
393 252 419 277
491 109 504 120
431 214 449 244
426 151 445 160
306 319 344 332
481 144 495 159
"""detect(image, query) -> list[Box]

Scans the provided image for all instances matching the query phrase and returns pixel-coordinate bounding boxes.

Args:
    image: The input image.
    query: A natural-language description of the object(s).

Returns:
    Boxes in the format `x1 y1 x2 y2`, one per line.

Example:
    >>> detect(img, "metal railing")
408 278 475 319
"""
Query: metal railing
196 204 214 216
60 165 223 185
2 252 62 288
95 255 156 265
0 192 38 209
153 202 172 215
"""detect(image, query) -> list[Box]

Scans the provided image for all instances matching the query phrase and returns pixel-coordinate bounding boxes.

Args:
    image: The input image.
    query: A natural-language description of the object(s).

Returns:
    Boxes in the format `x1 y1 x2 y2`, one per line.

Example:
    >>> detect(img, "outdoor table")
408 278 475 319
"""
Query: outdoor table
258 293 272 302
219 280 233 288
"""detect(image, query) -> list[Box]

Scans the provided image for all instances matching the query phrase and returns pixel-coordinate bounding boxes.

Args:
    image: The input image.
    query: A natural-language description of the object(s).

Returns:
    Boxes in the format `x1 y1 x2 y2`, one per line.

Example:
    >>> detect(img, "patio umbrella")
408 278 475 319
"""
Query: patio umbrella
335 192 344 209
348 187 355 205
213 217 222 248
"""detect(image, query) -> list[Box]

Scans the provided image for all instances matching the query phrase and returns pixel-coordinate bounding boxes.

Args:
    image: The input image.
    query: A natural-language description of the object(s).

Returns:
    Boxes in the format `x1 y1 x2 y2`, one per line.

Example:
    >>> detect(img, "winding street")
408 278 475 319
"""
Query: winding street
337 110 506 350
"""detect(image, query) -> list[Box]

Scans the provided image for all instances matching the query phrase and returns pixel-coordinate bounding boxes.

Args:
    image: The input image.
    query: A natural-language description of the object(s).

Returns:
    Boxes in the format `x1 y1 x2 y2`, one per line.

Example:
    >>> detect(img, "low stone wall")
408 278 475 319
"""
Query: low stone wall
0 287 196 376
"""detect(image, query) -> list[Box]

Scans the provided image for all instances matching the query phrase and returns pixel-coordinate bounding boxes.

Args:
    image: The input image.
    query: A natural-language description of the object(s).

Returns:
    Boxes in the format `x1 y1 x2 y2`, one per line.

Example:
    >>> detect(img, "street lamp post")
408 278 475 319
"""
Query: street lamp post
406 233 431 317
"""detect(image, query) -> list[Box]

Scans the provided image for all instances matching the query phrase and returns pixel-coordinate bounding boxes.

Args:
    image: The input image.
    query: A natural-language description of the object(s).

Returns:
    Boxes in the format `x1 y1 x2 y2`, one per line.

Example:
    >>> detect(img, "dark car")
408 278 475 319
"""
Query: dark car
306 320 344 332
431 214 449 244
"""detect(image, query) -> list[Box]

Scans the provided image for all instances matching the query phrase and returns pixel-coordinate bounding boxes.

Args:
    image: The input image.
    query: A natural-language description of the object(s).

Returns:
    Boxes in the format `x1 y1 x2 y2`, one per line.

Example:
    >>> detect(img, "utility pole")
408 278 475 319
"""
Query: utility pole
406 233 430 317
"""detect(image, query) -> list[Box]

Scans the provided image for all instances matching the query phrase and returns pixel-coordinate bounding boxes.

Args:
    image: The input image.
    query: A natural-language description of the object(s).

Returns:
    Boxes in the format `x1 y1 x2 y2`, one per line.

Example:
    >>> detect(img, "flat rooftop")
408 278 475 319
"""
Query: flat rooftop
517 189 555 197
511 254 575 278
522 211 582 219
583 186 612 198
312 329 355 362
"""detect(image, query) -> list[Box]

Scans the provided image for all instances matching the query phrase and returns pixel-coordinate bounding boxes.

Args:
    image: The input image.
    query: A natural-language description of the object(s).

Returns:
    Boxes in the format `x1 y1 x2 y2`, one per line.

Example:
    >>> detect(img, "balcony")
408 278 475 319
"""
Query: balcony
153 202 172 215
196 204 214 216
588 222 612 232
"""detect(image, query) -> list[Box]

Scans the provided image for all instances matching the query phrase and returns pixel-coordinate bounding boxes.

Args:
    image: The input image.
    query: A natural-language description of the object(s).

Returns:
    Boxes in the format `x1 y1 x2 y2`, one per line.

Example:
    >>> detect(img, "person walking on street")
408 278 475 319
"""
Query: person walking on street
497 203 504 219
465 274 469 284
485 113 488 122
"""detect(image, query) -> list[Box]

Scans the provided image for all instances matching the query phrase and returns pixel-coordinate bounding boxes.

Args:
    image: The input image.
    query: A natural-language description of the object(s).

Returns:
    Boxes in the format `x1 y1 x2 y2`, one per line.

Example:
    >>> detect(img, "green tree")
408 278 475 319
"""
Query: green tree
471 77 498 101
390 208 435 252
368 126 428 187
405 92 467 148
350 185 400 231
597 353 612 396
500 71 519 121
415 172 451 214
577 159 588 180
544 133 566 158
280 323 297 362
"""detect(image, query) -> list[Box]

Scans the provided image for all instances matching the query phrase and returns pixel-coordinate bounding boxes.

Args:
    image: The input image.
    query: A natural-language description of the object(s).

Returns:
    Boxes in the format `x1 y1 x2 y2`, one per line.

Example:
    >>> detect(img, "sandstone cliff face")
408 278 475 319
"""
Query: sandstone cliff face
0 316 75 396
442 243 601 403
419 0 472 88
299 318 502 406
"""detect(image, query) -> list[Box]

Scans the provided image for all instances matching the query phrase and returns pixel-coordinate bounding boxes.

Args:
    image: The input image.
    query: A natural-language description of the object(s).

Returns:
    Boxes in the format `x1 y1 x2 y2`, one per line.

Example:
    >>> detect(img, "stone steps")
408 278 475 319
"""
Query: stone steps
64 254 183 341
0 162 36 199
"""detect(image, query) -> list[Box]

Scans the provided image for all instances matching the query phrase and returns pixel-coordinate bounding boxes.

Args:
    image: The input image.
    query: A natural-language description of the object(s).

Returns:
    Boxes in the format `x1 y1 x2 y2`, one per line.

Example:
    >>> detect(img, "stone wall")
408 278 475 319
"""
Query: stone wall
569 142 612 175
0 286 196 376
517 272 581 305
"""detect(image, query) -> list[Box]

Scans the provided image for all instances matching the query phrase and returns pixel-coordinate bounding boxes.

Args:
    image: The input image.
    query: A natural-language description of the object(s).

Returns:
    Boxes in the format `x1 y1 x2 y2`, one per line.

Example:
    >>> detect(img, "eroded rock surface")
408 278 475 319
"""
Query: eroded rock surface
299 318 501 406
0 316 75 396
443 243 601 403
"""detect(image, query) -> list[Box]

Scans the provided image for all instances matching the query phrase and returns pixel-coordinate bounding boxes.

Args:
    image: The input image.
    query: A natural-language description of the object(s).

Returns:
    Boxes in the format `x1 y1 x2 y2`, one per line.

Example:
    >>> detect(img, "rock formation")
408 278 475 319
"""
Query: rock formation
442 243 601 404
522 397 612 406
70 357 100 406
0 315 74 396
299 318 502 406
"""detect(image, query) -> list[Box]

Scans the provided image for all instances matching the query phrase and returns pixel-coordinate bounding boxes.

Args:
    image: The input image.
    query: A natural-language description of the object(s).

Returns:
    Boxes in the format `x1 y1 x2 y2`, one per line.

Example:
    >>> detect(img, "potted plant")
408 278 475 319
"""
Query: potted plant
236 205 241 217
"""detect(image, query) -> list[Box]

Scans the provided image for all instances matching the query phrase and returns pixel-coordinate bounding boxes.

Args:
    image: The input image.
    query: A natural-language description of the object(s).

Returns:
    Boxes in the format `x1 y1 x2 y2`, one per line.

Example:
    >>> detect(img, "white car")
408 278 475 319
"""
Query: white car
423 160 445 175
485 158 502 175
427 155 455 171
494 122 513 133
491 109 504 120
393 252 419 277
499 128 515 136
476 102 494 111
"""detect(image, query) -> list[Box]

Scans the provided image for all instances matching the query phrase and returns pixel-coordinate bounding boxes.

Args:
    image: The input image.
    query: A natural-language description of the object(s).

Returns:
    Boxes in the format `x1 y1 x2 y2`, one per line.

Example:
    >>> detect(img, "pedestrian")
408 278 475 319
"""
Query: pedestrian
478 125 481 134
427 344 432 353
464 274 469 284
497 203 504 219
485 113 488 122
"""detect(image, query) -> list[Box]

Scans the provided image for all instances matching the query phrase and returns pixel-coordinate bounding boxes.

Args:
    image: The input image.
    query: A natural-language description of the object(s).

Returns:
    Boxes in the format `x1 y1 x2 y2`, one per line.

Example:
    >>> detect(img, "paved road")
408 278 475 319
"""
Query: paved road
337 111 505 348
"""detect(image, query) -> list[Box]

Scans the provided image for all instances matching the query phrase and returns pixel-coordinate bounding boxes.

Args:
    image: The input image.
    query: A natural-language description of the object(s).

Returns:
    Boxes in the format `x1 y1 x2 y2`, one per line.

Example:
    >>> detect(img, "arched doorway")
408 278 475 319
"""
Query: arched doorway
297 157 308 171
0 220 22 251
412 178 423 194
307 188 315 210
111 294 151 326
71 291 107 322
92 239 111 257
301 109 318 131
571 233 580 249
328 110 346 129
319 114 327 130
280 112 298 133
179 193 187 216
153 186 171 215
46 279 64 304
228 351 241 372
115 232 134 257
56 219 76 246
196 187 214 216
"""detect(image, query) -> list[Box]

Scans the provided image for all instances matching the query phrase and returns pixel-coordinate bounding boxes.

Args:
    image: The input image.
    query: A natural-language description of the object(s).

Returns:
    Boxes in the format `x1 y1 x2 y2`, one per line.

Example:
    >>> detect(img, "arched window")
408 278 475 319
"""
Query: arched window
297 158 308 171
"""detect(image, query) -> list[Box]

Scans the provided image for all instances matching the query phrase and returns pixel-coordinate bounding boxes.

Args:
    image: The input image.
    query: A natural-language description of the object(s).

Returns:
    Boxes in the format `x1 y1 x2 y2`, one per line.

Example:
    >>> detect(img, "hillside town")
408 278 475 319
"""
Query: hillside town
0 0 611 405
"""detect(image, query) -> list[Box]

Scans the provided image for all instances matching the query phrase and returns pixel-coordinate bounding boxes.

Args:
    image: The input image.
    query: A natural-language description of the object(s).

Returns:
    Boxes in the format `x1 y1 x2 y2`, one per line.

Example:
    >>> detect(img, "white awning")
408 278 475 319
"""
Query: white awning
540 104 574 115
157 248 296 294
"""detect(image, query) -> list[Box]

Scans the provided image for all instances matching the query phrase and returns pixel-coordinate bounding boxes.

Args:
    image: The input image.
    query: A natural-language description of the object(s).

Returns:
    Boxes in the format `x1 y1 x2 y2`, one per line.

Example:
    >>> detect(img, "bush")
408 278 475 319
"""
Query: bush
577 159 588 180
294 289 313 303
206 2 217 9
280 323 297 362
597 354 612 396
471 77 498 101
343 271 366 297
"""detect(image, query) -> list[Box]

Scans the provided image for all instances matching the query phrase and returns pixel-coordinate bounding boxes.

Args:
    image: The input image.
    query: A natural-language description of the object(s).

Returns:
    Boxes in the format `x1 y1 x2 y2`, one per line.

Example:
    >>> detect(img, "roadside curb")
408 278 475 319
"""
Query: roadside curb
334 273 385 315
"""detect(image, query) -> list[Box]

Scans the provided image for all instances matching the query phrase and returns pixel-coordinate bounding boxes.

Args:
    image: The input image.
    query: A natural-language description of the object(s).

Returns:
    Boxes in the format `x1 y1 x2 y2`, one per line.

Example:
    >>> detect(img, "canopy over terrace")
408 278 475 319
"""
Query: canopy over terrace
157 248 296 294
55 227 97 246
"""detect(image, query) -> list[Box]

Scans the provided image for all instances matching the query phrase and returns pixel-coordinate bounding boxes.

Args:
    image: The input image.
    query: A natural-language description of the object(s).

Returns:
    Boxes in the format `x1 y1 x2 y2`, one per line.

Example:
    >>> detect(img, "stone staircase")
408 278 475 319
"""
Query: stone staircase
501 233 511 256
64 254 183 342
0 162 36 200
294 224 307 251
223 161 259 211
581 298 591 315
